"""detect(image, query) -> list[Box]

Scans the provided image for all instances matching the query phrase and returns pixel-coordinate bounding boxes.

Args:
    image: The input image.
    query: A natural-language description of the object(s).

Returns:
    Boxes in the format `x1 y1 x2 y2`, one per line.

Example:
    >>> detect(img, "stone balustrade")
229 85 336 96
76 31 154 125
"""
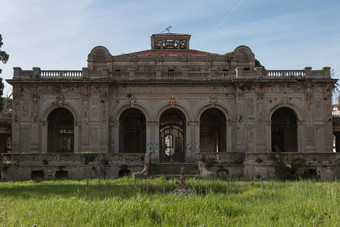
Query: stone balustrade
110 72 129 79
136 72 156 79
198 152 339 166
41 70 83 78
201 152 245 164
2 153 146 164
188 71 210 79
11 66 332 81
244 152 339 165
266 70 305 78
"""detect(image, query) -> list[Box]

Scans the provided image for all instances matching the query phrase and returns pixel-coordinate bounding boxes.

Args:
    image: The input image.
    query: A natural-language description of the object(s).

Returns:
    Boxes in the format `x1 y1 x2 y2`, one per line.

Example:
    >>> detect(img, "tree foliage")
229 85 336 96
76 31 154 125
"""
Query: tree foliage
0 34 9 111
224 51 234 63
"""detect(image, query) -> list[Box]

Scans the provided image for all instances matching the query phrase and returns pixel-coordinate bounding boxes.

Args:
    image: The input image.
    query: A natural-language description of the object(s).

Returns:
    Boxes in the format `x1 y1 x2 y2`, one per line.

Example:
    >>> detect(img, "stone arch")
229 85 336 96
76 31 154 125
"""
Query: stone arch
233 45 255 62
42 103 78 123
47 107 75 153
87 46 112 71
266 101 303 122
195 103 231 122
159 108 187 162
271 107 298 152
199 108 227 152
113 103 151 122
88 46 111 60
155 104 190 123
119 108 146 153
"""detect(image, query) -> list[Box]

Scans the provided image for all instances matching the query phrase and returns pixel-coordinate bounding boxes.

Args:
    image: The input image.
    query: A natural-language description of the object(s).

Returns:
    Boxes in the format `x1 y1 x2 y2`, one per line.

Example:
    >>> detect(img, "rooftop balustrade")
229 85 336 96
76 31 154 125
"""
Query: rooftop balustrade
11 66 332 81
266 70 305 78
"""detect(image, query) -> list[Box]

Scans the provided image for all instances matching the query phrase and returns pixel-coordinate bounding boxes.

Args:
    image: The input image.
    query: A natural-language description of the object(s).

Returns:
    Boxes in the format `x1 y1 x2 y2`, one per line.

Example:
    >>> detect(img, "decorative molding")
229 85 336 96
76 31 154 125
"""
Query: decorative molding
128 95 137 107
168 94 177 107
210 95 217 107
280 92 288 106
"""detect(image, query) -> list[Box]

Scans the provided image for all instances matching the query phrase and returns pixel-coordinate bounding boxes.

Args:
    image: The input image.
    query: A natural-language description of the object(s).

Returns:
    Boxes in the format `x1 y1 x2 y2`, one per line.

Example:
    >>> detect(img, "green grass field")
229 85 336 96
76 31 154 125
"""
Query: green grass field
0 177 339 226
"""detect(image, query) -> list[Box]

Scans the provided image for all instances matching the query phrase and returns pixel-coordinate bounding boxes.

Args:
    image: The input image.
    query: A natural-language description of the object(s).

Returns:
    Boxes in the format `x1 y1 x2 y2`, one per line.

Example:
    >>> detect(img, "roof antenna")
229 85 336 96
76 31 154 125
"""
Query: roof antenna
160 25 172 34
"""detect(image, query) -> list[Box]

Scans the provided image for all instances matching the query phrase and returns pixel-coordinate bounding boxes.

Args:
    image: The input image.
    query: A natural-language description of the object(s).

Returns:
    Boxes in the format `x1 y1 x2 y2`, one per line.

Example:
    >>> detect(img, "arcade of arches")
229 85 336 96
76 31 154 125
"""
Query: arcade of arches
46 106 300 155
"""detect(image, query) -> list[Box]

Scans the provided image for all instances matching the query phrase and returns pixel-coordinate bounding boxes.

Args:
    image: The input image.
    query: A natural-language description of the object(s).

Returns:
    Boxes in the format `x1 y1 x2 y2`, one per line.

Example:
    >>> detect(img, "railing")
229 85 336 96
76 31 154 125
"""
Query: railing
266 70 305 78
201 152 245 164
189 72 210 79
162 72 182 78
16 68 330 81
41 70 83 78
136 72 156 79
216 71 235 79
2 153 146 163
111 72 129 79
244 152 338 164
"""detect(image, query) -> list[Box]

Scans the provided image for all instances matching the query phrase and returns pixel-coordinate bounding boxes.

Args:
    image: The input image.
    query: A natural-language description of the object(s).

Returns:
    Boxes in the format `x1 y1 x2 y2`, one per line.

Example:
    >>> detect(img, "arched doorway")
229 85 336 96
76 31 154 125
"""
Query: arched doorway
159 108 186 162
48 108 74 153
200 108 226 152
271 107 298 152
119 108 146 153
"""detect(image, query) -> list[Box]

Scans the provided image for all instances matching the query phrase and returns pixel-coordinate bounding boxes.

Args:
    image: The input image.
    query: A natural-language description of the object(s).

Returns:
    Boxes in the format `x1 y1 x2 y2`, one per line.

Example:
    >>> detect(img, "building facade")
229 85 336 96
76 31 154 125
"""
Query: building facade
2 33 339 180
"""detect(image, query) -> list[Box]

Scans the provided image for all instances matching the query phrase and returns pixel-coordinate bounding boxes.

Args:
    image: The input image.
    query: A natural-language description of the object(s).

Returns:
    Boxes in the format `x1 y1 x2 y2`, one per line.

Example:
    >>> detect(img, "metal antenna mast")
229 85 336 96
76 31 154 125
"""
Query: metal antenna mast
160 25 172 34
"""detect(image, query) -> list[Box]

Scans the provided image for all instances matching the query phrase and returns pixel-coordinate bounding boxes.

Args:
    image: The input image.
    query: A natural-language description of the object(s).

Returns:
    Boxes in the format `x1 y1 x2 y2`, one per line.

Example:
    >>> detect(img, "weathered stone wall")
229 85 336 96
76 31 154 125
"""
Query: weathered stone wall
5 38 337 180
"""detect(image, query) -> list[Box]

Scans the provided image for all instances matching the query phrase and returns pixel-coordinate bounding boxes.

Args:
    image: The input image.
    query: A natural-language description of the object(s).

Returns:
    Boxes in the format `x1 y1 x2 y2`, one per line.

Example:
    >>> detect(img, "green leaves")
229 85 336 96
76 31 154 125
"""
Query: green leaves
0 34 9 65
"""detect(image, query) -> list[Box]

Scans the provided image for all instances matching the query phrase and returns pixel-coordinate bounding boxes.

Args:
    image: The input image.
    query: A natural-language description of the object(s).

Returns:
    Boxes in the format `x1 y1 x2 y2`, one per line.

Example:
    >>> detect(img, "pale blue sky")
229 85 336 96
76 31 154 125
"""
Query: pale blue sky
1 0 340 97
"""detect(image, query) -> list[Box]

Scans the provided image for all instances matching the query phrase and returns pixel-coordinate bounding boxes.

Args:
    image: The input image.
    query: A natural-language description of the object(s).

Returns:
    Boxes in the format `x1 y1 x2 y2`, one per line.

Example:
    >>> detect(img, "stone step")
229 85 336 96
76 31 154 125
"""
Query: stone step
149 163 200 175
151 174 201 179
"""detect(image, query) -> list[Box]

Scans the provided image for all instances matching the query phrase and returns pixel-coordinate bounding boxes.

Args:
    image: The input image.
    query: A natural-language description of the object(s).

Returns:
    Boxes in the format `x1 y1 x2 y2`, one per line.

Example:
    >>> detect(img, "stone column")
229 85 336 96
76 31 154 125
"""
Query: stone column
74 121 79 153
148 121 160 162
41 121 48 153
297 120 305 153
265 120 271 152
186 121 199 162
113 121 119 153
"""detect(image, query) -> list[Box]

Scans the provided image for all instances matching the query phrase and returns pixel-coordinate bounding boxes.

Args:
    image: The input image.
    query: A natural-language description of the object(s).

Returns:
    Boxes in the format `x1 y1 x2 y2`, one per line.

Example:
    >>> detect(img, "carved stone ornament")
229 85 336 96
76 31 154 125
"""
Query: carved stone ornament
82 99 89 125
31 92 39 123
210 95 217 107
168 94 178 107
257 91 264 100
128 95 137 107
280 93 288 106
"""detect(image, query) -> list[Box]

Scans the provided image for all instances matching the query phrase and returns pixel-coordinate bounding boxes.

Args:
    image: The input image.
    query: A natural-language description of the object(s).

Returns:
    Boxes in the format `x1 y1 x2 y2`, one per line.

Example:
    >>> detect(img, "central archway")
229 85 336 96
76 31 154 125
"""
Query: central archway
48 108 74 153
159 108 186 162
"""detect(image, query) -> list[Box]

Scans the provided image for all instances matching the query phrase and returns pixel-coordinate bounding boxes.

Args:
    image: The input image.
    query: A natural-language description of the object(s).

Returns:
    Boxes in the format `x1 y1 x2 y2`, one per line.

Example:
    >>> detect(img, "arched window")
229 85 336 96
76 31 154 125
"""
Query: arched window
119 108 146 153
48 108 74 153
271 107 297 152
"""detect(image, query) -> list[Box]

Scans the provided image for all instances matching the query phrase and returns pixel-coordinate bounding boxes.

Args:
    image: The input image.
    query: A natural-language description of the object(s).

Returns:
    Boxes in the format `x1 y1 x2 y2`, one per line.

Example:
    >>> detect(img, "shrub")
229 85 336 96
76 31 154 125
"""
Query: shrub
80 152 98 165
273 153 307 180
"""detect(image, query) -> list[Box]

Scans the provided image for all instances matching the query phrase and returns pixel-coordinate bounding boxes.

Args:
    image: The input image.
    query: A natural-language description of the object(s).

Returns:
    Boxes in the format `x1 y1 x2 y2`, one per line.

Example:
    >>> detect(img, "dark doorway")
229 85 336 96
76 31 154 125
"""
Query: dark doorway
200 108 226 152
48 108 74 153
119 108 146 153
55 170 68 179
31 170 44 180
271 107 297 152
159 108 186 162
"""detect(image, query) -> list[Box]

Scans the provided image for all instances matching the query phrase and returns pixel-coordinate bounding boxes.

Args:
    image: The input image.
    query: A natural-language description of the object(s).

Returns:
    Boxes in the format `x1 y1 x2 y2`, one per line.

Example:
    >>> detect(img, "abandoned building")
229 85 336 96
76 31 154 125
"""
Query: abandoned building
1 32 340 180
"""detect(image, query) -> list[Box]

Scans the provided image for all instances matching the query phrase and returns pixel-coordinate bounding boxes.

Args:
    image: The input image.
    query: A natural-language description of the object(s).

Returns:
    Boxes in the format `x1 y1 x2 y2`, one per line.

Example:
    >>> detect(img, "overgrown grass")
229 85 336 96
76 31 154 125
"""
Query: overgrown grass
0 177 339 226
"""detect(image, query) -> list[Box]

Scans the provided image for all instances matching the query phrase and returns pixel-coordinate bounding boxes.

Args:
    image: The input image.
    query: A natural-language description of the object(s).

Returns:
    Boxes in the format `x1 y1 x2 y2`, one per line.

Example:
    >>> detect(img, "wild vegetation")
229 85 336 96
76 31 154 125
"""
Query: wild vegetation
0 177 339 226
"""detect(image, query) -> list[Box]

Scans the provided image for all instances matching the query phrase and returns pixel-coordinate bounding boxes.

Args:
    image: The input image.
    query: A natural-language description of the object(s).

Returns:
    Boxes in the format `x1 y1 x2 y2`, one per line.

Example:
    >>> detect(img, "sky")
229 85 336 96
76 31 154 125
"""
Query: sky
1 0 340 98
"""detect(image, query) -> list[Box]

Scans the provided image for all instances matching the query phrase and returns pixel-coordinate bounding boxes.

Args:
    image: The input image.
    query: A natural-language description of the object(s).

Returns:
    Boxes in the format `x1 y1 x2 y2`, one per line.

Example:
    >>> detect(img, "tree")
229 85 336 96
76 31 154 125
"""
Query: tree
0 34 9 112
